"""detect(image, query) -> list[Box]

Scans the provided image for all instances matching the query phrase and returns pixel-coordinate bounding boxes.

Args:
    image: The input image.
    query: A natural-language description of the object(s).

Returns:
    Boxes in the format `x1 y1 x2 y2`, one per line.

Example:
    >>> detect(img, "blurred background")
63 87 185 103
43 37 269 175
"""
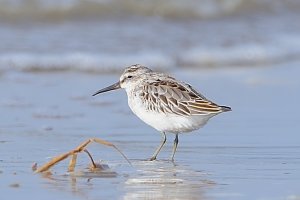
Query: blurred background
1 1 300 200
1 0 300 71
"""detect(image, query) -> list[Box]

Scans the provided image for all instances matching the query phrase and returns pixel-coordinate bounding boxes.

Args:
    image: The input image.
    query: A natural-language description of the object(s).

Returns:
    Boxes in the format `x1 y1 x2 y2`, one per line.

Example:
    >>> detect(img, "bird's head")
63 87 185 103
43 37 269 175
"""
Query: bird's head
92 64 152 96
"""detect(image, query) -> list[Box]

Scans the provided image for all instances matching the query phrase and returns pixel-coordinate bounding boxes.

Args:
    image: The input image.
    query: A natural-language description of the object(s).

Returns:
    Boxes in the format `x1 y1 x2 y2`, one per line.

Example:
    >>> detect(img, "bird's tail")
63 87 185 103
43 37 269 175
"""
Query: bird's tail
220 106 232 112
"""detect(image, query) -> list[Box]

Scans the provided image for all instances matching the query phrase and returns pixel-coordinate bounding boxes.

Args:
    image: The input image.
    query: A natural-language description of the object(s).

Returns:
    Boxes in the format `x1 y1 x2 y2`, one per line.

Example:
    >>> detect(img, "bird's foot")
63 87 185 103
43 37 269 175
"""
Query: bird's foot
148 156 157 161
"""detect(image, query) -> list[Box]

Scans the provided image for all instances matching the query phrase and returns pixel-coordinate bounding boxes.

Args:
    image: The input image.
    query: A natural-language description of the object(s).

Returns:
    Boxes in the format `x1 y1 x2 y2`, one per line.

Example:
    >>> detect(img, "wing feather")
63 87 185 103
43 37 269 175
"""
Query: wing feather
140 78 223 116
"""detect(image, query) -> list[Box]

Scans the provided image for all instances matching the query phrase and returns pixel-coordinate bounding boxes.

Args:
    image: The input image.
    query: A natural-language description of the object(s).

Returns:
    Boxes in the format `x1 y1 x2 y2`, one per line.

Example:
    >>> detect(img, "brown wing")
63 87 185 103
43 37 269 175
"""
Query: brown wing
140 79 223 116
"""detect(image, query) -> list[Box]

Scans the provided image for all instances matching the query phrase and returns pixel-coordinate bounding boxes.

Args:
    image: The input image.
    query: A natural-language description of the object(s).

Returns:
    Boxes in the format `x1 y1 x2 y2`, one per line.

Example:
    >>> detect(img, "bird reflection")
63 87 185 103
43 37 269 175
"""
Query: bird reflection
37 160 214 200
124 160 215 200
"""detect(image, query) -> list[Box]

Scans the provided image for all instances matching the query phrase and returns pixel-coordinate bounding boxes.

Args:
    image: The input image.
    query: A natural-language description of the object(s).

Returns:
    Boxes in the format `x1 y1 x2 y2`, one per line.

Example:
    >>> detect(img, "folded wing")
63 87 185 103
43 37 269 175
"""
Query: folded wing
140 79 224 116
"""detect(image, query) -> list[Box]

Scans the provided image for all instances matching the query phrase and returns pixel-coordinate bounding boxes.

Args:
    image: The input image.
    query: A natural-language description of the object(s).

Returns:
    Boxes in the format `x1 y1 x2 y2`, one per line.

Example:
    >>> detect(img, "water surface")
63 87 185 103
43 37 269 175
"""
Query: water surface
1 64 299 199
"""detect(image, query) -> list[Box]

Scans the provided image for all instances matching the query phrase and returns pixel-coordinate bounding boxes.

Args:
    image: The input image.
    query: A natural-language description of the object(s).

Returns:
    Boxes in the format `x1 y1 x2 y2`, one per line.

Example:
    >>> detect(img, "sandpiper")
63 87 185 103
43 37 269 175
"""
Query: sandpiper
93 64 231 161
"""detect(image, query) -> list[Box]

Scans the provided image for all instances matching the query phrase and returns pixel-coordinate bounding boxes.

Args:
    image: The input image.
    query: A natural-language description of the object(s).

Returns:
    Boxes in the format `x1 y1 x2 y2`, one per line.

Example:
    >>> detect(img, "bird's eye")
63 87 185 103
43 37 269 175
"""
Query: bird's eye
127 75 133 78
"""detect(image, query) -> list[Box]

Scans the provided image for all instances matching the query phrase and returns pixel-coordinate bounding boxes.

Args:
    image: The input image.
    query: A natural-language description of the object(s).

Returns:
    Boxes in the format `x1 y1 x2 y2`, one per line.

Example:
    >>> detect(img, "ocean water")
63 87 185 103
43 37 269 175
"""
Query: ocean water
1 1 300 200
1 0 300 73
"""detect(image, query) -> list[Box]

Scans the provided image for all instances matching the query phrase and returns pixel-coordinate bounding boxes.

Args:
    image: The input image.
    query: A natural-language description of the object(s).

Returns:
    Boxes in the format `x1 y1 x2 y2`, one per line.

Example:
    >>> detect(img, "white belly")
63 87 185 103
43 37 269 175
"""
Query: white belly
128 96 215 133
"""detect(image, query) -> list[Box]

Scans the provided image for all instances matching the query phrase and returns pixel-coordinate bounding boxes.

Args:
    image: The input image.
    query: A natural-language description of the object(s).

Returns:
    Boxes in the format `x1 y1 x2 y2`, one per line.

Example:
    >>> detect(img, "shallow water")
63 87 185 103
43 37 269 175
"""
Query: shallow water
1 63 299 199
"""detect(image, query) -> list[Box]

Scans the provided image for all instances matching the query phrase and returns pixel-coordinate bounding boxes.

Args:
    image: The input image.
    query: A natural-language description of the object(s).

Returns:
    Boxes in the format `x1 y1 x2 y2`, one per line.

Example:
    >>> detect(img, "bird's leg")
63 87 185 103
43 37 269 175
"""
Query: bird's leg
171 133 179 161
149 132 166 161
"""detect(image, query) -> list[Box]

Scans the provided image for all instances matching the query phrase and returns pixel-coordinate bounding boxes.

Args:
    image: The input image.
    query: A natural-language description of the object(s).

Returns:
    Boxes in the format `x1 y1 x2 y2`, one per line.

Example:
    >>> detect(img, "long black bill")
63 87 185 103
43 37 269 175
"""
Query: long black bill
92 81 121 96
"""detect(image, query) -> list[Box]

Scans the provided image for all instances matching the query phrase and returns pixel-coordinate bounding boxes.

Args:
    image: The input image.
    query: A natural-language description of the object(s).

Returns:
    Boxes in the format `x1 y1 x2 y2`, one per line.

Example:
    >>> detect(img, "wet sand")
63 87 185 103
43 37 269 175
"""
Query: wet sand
0 64 299 200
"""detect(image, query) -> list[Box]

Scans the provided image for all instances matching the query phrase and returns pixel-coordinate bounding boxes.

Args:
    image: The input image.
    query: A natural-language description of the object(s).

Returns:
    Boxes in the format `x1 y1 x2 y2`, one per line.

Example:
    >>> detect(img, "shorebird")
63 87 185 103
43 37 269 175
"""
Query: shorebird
93 64 231 161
